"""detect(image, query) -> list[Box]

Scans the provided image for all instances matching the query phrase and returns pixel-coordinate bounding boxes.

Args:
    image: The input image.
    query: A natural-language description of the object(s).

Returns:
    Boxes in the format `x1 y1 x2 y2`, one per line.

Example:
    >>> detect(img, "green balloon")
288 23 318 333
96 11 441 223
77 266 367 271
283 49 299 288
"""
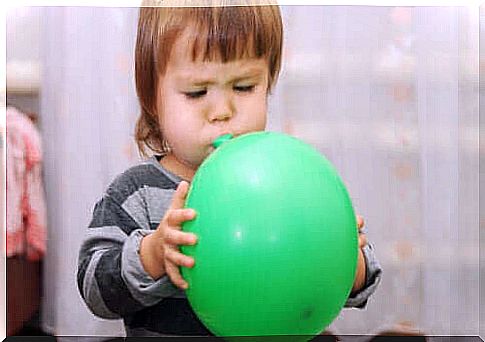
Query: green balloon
181 132 358 339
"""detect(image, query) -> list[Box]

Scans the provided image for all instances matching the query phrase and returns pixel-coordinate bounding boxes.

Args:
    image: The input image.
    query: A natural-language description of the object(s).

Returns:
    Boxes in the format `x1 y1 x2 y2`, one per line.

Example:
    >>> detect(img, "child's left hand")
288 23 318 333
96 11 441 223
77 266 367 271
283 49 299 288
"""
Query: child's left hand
357 215 367 248
351 215 367 293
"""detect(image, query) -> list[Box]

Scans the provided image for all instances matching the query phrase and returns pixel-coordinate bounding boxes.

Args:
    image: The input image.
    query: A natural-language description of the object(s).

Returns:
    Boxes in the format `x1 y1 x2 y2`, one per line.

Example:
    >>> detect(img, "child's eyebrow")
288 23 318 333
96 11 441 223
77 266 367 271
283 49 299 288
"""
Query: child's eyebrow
231 72 265 84
178 67 266 86
230 68 266 83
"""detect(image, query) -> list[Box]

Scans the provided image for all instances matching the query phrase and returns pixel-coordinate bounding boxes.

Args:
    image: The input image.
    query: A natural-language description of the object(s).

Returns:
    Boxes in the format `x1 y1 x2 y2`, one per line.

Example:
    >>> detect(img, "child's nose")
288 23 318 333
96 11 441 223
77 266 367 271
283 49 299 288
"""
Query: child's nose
208 95 234 123
210 111 232 123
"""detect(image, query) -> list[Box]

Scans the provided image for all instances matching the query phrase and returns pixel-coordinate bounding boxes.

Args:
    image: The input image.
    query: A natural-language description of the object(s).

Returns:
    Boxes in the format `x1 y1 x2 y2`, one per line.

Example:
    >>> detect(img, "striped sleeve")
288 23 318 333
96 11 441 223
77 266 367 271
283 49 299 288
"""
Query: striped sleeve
77 165 180 319
344 242 382 309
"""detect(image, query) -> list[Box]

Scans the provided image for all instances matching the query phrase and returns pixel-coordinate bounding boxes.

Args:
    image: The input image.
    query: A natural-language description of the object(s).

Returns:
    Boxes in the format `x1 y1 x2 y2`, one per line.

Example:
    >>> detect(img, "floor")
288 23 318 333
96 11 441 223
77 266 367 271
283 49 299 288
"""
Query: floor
10 310 55 339
9 312 430 342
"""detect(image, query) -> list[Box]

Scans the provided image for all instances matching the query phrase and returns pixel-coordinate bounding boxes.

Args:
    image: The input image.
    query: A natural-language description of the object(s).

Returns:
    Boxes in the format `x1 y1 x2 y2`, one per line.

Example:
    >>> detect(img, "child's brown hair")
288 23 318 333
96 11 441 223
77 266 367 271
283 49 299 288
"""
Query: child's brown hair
134 1 283 157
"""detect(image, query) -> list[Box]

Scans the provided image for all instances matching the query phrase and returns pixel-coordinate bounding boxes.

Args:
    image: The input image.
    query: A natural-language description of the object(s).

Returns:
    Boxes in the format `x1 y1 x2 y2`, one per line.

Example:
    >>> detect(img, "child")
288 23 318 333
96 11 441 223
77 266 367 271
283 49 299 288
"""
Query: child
77 1 382 337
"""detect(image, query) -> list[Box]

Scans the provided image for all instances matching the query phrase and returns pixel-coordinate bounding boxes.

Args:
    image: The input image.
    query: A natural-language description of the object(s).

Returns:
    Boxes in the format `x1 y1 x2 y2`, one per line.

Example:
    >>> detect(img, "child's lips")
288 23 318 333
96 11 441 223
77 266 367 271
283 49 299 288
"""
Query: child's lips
210 132 234 144
206 134 231 154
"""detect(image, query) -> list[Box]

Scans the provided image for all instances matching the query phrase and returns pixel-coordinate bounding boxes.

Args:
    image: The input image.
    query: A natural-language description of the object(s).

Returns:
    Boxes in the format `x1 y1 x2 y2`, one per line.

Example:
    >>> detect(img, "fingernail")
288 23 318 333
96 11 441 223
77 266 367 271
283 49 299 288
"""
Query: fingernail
186 256 195 266
186 210 196 220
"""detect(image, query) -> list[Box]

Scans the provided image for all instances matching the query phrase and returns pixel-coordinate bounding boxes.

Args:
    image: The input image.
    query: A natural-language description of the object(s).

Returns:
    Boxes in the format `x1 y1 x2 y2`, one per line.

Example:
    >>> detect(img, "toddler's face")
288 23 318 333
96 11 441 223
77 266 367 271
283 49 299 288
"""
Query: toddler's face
157 29 269 171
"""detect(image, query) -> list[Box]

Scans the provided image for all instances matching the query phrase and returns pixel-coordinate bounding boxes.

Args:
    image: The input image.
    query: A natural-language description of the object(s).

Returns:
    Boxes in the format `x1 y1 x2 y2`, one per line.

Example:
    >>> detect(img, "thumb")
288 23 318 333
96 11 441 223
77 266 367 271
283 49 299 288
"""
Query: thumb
170 181 190 210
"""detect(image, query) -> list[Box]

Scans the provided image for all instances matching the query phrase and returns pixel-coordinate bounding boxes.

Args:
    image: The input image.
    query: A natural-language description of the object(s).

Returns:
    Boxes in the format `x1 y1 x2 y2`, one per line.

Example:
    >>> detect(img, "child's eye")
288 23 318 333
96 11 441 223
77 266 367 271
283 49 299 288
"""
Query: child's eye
184 90 207 99
233 85 255 93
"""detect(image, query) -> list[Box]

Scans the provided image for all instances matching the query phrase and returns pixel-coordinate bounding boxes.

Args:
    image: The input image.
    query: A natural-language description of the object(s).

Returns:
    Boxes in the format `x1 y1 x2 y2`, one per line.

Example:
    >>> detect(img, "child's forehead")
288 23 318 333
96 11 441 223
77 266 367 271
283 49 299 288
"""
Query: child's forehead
168 57 269 82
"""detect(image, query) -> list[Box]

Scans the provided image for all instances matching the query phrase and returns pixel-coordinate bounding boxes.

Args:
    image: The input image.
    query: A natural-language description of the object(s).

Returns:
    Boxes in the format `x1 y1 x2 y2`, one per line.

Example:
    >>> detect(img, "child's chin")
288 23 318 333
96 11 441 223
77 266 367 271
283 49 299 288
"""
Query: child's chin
194 149 212 165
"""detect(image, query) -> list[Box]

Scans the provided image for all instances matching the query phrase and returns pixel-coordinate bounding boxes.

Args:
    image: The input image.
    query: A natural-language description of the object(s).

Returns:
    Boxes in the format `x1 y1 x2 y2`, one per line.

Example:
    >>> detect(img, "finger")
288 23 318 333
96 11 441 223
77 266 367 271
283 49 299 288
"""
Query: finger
165 260 189 290
166 208 196 227
164 228 197 246
170 181 190 210
165 248 195 268
358 233 368 248
356 215 364 230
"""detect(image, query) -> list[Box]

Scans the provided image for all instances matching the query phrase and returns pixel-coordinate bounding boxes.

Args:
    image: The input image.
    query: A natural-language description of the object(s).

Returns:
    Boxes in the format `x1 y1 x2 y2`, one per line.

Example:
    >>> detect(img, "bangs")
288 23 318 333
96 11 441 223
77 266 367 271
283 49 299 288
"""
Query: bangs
160 5 280 65
189 6 271 62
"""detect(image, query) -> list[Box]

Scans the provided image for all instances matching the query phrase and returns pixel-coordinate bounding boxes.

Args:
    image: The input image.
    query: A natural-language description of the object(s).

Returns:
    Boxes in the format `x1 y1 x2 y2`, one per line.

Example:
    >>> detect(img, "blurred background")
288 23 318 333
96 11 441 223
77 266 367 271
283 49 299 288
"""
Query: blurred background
4 4 480 340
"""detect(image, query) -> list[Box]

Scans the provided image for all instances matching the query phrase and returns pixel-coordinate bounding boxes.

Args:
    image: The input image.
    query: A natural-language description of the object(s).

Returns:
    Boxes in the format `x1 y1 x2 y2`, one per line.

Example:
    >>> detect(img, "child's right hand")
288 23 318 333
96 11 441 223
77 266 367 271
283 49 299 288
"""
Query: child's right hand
139 181 197 289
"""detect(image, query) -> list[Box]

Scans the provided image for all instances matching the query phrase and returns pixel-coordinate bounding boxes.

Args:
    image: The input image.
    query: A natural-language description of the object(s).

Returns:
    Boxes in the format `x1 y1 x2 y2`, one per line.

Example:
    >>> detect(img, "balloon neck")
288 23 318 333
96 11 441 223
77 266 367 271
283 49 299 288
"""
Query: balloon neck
212 134 233 148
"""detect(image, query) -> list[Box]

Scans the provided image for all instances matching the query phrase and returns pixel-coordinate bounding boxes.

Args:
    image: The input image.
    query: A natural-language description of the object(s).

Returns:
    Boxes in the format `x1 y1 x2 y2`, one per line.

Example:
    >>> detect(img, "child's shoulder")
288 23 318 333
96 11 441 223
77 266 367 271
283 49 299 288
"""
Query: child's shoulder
104 156 179 201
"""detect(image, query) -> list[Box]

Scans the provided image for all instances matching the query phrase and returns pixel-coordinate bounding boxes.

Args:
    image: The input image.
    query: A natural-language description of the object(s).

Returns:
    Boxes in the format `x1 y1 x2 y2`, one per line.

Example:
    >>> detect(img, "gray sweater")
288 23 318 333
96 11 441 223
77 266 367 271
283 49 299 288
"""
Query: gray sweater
77 156 382 336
